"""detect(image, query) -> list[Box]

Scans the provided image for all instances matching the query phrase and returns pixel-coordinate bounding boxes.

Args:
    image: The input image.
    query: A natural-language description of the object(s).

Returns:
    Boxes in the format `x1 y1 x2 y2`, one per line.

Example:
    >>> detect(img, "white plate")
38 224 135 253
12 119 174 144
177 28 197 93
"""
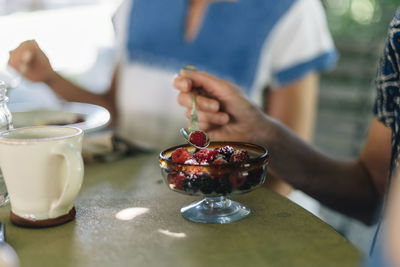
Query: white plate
10 102 111 133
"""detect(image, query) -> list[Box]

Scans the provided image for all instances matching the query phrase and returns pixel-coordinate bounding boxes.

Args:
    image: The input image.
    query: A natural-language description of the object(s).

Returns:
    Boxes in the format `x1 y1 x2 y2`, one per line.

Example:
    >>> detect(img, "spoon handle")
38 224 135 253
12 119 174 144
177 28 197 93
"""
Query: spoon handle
188 93 199 132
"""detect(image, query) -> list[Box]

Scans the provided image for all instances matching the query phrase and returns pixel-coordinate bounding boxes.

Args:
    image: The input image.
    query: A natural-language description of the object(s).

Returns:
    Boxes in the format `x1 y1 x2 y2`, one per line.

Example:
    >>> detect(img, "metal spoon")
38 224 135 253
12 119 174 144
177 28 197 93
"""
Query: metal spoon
180 65 210 148
0 222 20 267
180 93 210 149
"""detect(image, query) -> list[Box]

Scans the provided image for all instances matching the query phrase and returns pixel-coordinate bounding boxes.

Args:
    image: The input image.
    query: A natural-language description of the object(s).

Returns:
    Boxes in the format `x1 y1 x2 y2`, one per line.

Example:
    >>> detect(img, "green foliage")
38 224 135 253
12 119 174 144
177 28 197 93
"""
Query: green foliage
322 0 398 39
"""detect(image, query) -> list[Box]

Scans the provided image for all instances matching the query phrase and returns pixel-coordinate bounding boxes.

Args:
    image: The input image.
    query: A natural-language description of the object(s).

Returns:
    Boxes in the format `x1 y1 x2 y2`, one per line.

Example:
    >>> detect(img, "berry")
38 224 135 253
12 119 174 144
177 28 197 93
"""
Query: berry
218 146 235 161
212 155 228 165
171 147 192 163
215 177 232 195
189 131 207 147
199 175 216 194
167 171 186 190
194 148 219 164
182 175 201 194
229 172 247 189
208 149 220 161
229 150 249 163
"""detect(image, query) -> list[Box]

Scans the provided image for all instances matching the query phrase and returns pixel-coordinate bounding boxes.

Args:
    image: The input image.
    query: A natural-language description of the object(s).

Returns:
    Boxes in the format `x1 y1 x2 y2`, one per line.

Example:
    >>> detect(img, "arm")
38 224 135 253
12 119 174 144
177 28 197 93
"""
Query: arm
8 40 117 118
263 73 318 195
174 70 389 224
265 73 318 142
386 174 400 266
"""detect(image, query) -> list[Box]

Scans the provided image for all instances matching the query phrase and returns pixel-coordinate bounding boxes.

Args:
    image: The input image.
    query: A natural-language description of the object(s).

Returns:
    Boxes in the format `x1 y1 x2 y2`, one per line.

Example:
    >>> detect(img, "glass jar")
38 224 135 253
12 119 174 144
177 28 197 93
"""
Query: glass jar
0 80 12 206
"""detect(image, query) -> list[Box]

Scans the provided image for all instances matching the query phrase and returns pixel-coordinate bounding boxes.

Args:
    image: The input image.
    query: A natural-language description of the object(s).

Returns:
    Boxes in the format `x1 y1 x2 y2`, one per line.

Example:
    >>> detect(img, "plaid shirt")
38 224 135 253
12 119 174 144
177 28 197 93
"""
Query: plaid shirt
374 7 400 171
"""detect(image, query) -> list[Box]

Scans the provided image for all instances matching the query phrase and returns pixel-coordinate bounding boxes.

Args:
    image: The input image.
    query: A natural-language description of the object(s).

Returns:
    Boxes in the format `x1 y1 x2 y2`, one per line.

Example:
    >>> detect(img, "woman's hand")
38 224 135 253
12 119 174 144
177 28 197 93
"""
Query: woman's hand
173 69 272 144
8 40 56 84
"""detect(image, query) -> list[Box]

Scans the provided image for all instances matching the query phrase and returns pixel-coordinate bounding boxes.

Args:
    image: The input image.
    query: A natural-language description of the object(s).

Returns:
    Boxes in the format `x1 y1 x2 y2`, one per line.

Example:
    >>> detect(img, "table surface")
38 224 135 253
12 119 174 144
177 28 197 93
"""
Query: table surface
0 153 362 267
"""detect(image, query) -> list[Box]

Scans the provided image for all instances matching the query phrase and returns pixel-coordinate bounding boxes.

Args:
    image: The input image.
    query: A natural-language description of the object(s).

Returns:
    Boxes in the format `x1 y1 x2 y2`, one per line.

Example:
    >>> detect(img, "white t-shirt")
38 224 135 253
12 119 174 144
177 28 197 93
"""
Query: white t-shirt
113 0 337 150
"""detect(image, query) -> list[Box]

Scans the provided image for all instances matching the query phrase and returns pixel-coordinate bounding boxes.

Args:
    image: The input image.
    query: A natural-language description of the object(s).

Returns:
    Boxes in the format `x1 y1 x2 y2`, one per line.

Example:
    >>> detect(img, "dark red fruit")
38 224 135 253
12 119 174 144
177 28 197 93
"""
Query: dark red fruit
229 172 247 188
194 148 219 163
229 150 249 163
212 155 228 165
167 171 186 190
189 131 207 147
171 147 192 163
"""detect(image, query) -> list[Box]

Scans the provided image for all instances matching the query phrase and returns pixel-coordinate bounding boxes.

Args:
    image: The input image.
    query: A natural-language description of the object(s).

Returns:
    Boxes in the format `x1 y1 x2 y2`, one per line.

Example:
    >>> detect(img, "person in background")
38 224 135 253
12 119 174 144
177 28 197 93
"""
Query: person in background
173 6 400 263
7 0 336 197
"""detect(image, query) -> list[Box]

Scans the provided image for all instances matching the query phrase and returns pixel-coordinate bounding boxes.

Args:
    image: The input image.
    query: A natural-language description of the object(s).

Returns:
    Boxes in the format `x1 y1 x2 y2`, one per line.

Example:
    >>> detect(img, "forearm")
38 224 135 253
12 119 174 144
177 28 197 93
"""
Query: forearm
266 73 318 142
262 119 380 224
45 72 114 113
174 70 383 224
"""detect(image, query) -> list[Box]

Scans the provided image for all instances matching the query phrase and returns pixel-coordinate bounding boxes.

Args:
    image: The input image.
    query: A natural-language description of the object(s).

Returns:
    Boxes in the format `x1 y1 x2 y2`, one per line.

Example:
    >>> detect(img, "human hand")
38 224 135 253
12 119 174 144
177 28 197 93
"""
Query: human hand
8 40 55 84
173 70 272 144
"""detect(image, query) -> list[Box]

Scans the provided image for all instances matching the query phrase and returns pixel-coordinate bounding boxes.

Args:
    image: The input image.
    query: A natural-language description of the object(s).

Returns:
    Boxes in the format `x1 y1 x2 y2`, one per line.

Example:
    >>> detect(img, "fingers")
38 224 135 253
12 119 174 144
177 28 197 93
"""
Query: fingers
8 40 37 73
184 108 229 126
177 92 220 112
178 70 237 98
173 76 191 93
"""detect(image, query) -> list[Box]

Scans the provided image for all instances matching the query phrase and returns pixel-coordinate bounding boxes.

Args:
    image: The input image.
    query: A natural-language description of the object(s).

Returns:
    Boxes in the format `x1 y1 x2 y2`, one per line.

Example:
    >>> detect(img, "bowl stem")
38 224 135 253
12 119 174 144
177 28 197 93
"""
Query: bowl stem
180 196 250 224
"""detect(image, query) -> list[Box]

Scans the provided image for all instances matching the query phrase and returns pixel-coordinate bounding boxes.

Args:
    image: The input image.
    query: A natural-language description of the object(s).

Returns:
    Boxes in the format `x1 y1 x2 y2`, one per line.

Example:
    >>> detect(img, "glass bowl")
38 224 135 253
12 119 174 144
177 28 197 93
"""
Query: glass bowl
159 142 269 224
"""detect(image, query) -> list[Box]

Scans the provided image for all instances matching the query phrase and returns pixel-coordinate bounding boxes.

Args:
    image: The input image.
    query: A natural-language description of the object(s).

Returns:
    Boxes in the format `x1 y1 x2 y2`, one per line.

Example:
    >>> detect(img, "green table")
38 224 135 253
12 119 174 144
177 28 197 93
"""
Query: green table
0 153 362 267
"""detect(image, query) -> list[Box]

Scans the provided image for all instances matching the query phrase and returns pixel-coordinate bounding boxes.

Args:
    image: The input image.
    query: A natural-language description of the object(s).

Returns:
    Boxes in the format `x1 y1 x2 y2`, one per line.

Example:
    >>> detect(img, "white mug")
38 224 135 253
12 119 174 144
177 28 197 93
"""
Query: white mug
0 126 84 227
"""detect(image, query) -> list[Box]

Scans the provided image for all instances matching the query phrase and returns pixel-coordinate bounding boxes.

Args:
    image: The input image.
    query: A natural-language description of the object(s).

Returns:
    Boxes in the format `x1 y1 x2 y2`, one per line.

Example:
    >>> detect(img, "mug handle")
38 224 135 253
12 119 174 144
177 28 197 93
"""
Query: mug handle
49 142 84 218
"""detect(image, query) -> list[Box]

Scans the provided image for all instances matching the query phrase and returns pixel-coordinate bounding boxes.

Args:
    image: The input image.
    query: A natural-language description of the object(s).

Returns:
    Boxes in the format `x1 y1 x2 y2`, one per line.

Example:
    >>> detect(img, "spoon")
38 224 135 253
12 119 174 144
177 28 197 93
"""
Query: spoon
181 92 210 148
180 66 210 149
0 222 20 267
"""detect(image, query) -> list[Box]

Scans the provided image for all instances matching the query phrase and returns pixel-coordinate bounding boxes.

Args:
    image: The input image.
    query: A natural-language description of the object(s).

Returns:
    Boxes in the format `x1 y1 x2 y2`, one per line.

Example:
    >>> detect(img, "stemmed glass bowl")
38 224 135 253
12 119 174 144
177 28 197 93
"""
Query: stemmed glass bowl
159 142 269 224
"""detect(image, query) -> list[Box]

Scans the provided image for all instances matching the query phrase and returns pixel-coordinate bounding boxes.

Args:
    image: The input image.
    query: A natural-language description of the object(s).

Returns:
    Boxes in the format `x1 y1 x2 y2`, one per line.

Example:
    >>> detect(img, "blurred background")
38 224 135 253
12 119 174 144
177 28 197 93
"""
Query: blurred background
0 0 398 255
315 0 398 256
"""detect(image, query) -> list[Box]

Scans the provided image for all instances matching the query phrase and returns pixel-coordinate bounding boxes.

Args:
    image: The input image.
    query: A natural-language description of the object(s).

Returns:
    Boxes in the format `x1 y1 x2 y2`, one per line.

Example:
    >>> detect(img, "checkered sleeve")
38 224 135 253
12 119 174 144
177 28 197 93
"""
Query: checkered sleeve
374 10 400 131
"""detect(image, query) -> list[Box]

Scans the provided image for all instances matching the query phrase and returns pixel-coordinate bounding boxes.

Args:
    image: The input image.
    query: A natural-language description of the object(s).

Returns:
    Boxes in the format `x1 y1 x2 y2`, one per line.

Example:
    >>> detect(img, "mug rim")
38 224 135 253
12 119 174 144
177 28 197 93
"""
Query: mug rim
0 125 83 143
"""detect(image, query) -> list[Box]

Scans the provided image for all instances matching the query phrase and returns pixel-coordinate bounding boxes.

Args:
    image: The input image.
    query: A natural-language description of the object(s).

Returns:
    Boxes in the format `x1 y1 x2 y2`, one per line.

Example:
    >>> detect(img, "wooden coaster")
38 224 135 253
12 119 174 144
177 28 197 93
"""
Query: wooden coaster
10 207 76 228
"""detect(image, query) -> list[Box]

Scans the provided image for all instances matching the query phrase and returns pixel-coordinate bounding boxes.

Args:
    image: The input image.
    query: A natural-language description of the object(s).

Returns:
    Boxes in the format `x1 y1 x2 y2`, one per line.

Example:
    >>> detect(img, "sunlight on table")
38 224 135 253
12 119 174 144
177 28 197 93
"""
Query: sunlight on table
115 207 149 221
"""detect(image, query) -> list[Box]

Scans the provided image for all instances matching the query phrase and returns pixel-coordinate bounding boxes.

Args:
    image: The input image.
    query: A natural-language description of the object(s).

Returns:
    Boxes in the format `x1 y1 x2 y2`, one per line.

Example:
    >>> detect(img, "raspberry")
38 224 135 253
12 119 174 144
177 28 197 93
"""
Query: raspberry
171 147 193 163
218 146 235 161
212 155 228 165
194 148 219 164
189 131 207 147
167 171 186 190
229 150 249 163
